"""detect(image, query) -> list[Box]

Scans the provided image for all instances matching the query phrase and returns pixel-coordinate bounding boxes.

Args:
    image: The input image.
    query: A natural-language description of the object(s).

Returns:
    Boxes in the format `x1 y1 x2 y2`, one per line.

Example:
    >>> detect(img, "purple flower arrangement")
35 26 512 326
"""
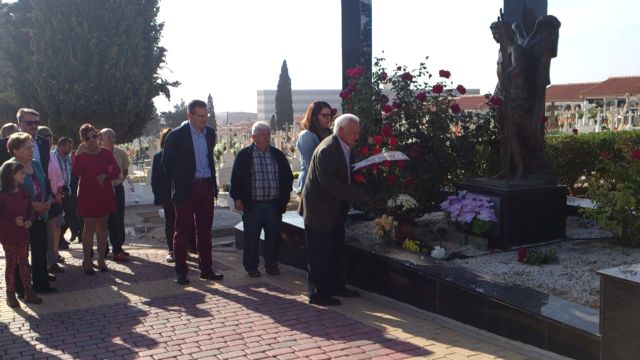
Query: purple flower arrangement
439 191 497 236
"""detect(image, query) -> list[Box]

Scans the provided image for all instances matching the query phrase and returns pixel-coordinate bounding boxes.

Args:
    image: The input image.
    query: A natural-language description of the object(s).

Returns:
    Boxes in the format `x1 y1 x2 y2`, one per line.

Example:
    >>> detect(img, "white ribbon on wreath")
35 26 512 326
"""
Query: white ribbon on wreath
352 151 410 171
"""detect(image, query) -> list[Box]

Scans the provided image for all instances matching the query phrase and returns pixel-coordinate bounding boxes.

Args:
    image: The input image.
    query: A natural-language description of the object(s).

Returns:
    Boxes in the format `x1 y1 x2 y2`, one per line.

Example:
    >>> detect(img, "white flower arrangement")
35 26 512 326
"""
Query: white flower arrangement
387 194 418 211
430 245 447 259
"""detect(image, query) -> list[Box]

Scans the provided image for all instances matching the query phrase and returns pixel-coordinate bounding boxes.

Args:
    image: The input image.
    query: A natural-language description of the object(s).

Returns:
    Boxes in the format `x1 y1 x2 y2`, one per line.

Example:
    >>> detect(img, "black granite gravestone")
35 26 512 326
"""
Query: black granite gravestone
341 0 372 91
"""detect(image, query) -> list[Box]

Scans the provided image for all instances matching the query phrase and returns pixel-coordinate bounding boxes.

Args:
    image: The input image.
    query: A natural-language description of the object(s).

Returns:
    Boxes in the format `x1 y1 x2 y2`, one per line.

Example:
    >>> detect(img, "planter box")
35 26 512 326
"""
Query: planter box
235 211 601 359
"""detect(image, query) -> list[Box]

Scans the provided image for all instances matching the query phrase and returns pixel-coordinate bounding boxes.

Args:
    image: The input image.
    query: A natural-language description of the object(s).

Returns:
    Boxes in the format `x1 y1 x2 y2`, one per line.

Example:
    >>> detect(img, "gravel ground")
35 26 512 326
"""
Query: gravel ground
348 214 640 309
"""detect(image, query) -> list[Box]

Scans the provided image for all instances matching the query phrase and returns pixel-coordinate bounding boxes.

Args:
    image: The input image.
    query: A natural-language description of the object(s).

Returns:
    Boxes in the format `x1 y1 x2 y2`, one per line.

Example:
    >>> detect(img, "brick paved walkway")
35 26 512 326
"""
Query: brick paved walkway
0 209 566 359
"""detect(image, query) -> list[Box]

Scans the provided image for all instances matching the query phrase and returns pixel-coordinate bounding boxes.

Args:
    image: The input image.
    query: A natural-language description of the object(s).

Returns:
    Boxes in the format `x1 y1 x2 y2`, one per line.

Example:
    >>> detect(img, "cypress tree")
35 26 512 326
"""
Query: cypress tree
275 60 293 131
207 93 217 141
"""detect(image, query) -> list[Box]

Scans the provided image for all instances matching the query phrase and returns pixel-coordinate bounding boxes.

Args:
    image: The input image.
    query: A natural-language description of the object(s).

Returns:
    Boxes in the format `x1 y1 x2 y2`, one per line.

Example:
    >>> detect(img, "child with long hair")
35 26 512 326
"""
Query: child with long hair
0 161 42 307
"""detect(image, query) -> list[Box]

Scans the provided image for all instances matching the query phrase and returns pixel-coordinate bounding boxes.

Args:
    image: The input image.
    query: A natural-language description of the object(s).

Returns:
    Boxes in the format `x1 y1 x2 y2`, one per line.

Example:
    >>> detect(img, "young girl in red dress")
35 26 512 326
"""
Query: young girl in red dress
0 161 42 308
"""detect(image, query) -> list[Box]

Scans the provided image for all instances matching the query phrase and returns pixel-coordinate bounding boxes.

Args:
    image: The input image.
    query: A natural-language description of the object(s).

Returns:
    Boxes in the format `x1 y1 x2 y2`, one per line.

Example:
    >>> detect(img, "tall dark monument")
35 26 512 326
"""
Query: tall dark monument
460 0 566 249
341 0 372 92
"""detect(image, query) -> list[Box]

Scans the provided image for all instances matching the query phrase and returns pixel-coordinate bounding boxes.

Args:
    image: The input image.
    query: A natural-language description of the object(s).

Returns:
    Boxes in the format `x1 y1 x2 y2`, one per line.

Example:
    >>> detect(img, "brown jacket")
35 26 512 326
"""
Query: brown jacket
298 135 366 232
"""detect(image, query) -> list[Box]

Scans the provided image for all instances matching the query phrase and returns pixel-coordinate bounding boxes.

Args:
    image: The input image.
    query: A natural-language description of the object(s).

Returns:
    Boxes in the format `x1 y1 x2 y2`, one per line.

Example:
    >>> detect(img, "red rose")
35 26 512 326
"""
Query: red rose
387 174 397 185
392 101 402 110
600 151 612 160
370 163 379 173
373 135 383 145
572 128 579 135
439 70 451 79
381 124 393 138
488 96 504 107
353 172 366 184
517 247 527 262
382 104 393 114
339 90 350 99
331 108 338 116
346 65 364 78
359 144 369 156
388 137 398 147
404 176 414 186
401 72 413 81
450 103 461 114
432 84 444 94
382 160 392 168
415 91 427 102
396 160 404 168
631 149 640 159
456 85 466 95
378 71 388 81
372 146 382 155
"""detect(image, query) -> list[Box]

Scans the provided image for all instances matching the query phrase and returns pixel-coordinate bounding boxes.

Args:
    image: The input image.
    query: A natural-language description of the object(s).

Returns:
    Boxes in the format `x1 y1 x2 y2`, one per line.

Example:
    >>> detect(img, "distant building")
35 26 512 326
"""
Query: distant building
257 89 341 121
545 76 640 111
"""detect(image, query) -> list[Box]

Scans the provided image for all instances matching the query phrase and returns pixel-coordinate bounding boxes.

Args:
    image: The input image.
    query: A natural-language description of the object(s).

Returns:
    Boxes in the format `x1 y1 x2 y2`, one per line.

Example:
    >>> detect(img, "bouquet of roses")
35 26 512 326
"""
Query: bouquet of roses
439 190 497 236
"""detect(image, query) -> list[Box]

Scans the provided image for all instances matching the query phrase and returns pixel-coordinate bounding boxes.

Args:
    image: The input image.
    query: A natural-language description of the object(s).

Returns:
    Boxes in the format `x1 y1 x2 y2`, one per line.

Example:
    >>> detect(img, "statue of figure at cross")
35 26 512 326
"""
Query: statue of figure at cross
491 9 561 183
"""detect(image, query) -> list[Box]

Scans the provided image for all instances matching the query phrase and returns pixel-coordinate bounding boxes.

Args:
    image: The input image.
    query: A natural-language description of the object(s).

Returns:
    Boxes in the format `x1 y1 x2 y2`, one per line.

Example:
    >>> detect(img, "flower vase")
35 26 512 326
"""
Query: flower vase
394 220 415 244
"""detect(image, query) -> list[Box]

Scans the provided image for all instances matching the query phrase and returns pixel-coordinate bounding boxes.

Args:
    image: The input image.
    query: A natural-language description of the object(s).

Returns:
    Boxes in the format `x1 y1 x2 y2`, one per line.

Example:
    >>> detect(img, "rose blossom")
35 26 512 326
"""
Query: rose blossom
396 160 404 168
401 72 413 81
382 160 392 168
392 101 402 110
339 90 350 99
372 146 382 155
517 247 527 262
388 137 398 147
631 149 640 159
370 163 379 173
382 104 393 114
488 96 504 107
456 85 466 95
373 135 383 145
415 91 427 102
353 173 366 183
378 71 388 81
439 70 451 78
432 84 444 94
359 144 369 155
387 174 397 185
600 151 612 160
572 128 579 135
450 103 461 114
381 124 393 138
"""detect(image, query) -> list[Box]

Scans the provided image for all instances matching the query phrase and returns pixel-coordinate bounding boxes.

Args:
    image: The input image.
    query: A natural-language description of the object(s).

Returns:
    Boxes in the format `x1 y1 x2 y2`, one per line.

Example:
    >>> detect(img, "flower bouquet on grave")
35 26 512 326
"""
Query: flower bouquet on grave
439 190 497 244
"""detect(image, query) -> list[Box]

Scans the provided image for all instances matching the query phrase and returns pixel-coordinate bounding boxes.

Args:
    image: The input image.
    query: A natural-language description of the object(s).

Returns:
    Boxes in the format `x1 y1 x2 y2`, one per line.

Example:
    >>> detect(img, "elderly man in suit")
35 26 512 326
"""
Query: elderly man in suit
230 121 293 278
299 114 368 306
0 108 50 170
162 99 223 285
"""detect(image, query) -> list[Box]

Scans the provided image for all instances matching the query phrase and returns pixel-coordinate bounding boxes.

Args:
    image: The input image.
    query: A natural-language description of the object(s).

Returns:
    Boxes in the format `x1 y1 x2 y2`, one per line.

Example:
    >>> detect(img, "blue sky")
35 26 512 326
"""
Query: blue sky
153 0 640 113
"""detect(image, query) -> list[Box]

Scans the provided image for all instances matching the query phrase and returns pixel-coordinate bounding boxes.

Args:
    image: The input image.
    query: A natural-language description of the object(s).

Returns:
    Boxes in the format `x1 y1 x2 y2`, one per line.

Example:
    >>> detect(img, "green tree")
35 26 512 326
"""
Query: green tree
207 93 217 142
270 114 277 132
159 100 187 129
0 0 178 142
275 60 293 131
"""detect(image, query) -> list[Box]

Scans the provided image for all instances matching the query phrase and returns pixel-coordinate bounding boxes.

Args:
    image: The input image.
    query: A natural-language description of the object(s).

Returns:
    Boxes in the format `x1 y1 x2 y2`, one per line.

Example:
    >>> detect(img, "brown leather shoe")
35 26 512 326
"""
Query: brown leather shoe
6 291 20 308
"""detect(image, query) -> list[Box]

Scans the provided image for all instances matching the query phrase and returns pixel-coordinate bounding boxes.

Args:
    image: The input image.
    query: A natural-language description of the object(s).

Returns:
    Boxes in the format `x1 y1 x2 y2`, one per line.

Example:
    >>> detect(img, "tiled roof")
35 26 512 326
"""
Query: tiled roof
581 76 640 97
454 95 490 111
545 83 598 102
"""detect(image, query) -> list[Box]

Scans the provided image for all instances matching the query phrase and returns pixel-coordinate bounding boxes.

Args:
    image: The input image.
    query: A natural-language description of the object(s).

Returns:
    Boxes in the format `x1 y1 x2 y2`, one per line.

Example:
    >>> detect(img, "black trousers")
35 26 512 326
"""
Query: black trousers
304 220 347 298
60 188 79 241
108 184 126 254
162 200 175 251
16 218 49 293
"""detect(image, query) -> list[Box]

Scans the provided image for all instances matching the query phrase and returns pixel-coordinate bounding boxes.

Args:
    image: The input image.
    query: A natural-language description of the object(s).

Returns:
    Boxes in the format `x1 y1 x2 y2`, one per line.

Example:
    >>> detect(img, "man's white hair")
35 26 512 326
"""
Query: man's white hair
333 113 359 133
100 128 115 135
252 121 271 135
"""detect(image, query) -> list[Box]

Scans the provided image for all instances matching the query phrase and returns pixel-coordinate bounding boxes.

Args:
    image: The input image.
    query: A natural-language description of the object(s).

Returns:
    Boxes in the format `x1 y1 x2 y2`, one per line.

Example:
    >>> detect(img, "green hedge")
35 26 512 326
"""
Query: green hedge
546 130 640 194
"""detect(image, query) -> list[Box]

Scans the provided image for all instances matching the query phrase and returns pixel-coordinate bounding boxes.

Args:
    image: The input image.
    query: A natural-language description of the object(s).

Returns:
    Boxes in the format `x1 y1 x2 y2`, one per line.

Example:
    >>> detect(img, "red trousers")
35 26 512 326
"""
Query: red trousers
2 239 32 293
172 181 214 276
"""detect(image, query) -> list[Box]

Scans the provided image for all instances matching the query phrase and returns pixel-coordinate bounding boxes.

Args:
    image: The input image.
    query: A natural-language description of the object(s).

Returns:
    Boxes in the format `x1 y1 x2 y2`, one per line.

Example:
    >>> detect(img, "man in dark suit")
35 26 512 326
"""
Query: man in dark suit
299 114 368 306
0 108 50 169
230 121 294 278
162 99 223 285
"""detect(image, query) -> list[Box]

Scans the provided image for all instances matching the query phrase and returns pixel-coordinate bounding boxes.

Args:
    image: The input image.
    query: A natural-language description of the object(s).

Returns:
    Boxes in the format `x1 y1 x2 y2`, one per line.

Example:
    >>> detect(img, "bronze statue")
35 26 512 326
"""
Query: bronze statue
491 10 561 183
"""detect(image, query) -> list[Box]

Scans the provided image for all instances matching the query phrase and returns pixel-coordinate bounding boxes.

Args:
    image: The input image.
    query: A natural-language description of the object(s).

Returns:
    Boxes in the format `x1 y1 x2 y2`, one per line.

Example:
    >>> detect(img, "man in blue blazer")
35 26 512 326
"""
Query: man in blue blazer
162 100 222 285
0 108 50 171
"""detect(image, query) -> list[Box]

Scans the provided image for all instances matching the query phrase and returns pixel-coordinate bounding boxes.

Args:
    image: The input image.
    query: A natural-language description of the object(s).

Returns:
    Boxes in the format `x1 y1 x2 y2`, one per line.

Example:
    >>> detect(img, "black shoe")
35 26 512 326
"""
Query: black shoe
33 286 57 294
121 251 130 256
58 241 70 250
265 267 280 276
334 288 360 298
309 295 341 306
200 271 223 281
49 264 65 273
17 292 24 299
99 265 109 273
247 269 261 278
84 267 96 275
176 274 189 285
47 274 57 282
